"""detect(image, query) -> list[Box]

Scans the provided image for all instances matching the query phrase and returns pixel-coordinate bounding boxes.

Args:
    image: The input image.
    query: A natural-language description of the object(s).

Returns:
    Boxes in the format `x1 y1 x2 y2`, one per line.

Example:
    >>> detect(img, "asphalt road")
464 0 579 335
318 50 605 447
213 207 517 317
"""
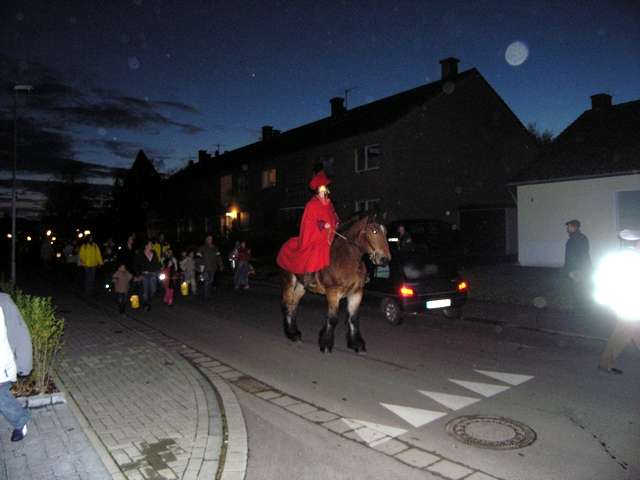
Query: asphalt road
122 281 639 480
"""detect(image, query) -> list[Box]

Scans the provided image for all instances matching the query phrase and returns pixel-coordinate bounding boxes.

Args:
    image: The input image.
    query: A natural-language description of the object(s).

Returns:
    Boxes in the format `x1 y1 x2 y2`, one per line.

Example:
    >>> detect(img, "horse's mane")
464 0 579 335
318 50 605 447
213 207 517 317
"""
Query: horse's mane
337 210 382 238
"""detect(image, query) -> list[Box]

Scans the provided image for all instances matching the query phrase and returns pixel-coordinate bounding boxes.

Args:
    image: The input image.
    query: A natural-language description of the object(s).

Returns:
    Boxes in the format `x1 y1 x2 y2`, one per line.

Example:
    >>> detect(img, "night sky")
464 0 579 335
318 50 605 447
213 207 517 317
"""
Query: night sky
1 0 639 210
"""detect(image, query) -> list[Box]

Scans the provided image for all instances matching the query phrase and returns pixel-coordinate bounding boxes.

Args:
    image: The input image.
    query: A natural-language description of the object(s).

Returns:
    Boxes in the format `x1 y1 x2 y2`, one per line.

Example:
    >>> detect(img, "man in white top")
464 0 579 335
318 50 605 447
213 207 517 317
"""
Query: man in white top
0 306 30 441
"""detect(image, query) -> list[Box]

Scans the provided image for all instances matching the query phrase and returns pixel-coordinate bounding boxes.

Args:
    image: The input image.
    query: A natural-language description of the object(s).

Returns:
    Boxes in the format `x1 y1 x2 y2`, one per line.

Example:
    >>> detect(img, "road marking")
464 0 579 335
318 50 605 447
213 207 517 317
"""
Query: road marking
418 390 481 411
380 403 448 428
344 418 408 440
448 380 510 397
474 370 534 386
343 419 389 444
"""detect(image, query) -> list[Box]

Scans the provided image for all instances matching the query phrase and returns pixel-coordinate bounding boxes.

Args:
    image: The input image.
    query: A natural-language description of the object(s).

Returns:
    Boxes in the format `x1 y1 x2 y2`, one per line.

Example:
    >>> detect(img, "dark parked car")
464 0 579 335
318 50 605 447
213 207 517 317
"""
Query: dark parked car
366 219 468 325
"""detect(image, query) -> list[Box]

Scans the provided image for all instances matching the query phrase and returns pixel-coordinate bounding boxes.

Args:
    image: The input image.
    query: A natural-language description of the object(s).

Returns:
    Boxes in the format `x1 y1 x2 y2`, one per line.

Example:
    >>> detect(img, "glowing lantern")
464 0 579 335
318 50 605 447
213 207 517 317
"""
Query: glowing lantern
180 281 189 296
130 295 140 309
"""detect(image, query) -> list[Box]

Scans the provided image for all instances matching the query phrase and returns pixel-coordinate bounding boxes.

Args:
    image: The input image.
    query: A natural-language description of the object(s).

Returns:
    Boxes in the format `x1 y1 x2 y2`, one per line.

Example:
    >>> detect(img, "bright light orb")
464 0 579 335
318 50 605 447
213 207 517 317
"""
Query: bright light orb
593 250 640 321
128 56 141 70
505 41 529 66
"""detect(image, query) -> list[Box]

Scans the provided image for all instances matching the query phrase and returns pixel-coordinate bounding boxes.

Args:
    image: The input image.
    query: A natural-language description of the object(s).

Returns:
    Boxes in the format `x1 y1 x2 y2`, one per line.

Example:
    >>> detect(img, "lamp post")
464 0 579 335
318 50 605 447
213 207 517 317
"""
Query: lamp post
11 84 33 287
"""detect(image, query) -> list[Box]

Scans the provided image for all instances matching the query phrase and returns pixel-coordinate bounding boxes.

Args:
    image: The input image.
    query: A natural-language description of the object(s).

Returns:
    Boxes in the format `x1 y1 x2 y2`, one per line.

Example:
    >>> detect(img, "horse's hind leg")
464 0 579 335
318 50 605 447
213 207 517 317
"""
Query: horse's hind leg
346 289 366 353
319 290 341 353
282 272 305 342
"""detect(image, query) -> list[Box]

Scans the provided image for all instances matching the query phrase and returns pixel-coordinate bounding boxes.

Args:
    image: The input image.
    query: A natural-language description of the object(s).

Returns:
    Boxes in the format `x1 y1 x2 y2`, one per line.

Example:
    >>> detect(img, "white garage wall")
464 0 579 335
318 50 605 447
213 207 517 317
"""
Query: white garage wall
517 174 640 267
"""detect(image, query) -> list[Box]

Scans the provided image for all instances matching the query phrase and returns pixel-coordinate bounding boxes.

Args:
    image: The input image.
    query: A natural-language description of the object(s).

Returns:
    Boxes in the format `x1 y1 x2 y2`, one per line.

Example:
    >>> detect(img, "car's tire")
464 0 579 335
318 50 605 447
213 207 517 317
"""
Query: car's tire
381 298 403 326
442 307 461 319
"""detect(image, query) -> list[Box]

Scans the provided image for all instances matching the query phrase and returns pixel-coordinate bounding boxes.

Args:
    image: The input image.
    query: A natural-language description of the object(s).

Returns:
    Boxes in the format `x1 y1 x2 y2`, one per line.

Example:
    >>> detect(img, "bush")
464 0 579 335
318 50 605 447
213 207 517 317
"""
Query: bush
1 282 65 394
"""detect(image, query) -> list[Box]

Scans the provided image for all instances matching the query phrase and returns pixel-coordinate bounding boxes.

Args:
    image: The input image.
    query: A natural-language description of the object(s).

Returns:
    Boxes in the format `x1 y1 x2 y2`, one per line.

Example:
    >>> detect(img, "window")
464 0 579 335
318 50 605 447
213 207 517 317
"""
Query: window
239 211 250 230
237 173 248 194
616 190 640 230
262 168 277 188
355 144 381 172
220 175 232 204
355 198 380 212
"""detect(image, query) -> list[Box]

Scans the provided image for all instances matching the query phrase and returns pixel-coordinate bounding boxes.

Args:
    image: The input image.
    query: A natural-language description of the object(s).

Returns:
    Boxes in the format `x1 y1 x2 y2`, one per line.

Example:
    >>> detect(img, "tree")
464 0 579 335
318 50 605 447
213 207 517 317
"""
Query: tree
527 122 554 148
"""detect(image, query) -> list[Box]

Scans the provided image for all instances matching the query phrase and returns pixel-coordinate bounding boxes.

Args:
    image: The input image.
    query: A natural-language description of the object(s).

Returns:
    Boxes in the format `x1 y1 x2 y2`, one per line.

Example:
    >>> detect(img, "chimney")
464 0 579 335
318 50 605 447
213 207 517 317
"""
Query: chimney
590 93 612 110
439 57 460 81
330 97 346 117
262 125 274 140
198 150 208 163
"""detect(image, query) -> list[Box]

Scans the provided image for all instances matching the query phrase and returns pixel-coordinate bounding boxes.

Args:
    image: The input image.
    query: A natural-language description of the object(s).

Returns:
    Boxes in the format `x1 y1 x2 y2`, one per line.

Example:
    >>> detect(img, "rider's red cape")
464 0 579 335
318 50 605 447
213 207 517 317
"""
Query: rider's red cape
276 196 338 274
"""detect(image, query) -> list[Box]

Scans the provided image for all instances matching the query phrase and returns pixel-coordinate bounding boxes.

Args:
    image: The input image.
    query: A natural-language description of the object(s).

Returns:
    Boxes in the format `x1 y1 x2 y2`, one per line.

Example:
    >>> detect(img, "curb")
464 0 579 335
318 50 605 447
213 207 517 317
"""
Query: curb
17 391 66 409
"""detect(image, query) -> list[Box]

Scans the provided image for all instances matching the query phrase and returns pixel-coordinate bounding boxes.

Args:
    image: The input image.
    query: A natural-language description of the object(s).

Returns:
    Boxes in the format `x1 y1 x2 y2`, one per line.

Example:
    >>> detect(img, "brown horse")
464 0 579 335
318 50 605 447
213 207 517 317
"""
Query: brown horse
280 212 391 353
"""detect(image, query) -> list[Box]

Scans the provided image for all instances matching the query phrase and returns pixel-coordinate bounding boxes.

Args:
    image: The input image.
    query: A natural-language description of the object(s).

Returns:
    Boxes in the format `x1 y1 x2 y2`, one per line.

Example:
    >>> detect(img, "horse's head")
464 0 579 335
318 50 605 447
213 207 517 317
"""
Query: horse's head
358 213 391 266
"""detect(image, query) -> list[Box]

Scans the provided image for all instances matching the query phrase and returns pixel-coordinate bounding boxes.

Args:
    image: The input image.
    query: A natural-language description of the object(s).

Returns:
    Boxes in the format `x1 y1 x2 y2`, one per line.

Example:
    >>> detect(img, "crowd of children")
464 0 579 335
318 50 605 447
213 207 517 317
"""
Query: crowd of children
110 234 252 315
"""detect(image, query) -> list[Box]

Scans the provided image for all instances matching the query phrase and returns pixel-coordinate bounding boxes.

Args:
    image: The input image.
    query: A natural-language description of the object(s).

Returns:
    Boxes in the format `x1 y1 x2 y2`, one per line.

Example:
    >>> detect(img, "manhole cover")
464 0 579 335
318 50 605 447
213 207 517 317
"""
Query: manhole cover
446 415 536 450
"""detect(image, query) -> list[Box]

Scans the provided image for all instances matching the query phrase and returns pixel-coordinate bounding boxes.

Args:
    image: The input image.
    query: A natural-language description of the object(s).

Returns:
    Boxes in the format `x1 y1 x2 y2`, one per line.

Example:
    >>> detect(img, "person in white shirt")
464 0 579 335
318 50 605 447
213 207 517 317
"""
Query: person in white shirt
0 306 31 441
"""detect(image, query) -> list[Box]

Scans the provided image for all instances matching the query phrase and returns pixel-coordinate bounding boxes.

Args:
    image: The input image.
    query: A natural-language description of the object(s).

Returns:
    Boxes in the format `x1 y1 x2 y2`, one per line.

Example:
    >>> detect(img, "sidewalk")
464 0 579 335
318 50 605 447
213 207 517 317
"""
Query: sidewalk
0 284 243 480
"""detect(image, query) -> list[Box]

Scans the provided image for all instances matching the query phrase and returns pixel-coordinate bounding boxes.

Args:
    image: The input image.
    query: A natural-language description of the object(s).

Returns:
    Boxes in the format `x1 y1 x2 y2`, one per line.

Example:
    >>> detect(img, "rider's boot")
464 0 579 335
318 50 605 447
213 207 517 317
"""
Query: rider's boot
302 272 317 289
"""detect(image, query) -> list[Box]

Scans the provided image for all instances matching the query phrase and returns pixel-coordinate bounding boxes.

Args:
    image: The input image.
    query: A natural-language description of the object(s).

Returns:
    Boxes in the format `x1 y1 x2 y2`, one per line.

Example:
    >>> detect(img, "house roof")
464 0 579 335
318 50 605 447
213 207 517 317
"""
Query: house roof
512 99 640 185
209 68 480 166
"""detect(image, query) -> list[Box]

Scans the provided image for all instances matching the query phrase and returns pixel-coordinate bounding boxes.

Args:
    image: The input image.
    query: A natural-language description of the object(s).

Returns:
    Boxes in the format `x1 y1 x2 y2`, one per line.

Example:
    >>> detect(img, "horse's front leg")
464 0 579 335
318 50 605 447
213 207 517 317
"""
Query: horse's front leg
346 289 366 353
319 289 341 353
282 273 305 342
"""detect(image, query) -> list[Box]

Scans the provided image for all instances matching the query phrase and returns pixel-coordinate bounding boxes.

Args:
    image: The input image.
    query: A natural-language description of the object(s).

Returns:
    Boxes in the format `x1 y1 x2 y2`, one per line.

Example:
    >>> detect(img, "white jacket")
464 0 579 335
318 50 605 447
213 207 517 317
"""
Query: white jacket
0 307 17 383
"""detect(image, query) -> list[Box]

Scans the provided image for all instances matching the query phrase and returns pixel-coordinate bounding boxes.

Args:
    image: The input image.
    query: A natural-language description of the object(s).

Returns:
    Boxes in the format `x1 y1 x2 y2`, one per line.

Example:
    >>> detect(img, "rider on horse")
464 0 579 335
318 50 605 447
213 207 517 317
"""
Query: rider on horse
276 170 339 288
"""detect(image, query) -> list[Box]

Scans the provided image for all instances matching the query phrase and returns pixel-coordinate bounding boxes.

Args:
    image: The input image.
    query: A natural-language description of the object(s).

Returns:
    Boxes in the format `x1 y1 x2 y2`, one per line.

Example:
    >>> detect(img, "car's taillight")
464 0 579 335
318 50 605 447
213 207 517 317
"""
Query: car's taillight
457 280 468 292
400 285 415 297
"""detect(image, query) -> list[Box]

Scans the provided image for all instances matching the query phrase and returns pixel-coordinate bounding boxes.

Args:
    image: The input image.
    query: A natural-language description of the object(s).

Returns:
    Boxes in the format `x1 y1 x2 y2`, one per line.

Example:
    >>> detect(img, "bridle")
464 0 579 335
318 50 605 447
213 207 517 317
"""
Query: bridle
334 222 387 264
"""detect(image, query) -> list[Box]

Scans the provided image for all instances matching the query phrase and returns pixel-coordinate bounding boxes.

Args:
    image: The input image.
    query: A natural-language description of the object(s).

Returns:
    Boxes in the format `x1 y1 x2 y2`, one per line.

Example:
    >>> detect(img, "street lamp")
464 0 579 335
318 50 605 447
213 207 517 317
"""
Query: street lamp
11 84 33 287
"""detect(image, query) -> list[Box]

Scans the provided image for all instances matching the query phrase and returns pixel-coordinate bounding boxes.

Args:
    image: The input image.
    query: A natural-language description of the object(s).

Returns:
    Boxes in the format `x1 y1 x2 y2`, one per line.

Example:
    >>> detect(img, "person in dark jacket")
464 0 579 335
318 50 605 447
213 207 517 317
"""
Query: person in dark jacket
134 241 161 311
197 235 224 298
117 235 136 275
564 219 592 310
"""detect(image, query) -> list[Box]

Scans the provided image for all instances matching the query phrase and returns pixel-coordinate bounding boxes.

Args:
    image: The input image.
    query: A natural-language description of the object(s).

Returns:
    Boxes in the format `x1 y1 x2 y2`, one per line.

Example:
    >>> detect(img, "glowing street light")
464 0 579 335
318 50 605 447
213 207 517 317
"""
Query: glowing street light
84 229 91 235
46 229 52 237
78 232 84 239
26 235 31 241
6 233 12 239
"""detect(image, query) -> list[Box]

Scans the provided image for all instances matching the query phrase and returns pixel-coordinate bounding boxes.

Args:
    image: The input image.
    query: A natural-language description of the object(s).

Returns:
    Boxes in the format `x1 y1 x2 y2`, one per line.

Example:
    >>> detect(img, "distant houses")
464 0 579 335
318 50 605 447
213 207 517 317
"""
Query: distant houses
161 57 536 256
511 95 640 267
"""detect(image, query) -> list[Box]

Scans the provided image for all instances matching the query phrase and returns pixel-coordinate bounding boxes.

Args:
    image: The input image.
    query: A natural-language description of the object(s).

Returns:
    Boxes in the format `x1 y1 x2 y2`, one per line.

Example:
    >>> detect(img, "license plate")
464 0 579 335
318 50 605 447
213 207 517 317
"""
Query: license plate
426 299 451 309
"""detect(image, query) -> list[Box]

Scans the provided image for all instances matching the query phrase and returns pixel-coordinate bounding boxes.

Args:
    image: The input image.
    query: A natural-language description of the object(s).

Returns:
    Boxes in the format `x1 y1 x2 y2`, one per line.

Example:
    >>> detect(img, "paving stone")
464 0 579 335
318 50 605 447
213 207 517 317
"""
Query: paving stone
427 460 474 479
394 448 440 468
285 402 318 415
370 438 409 456
464 472 499 480
323 418 354 434
270 395 299 407
302 410 339 423
255 390 282 400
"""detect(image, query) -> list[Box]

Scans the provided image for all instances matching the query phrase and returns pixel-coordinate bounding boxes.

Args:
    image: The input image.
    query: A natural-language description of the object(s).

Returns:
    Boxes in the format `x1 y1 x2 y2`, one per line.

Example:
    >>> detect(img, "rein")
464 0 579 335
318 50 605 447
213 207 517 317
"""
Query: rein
332 227 373 255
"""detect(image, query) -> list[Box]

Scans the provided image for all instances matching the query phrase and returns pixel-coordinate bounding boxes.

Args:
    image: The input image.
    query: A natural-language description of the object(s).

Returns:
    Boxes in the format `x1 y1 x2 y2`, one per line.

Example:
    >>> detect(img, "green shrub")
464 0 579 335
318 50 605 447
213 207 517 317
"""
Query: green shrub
2 283 65 394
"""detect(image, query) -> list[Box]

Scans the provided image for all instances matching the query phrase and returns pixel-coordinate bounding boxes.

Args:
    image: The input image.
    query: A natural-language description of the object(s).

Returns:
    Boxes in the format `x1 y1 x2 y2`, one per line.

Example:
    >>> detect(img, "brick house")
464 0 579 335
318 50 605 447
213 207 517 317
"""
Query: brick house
165 57 535 254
